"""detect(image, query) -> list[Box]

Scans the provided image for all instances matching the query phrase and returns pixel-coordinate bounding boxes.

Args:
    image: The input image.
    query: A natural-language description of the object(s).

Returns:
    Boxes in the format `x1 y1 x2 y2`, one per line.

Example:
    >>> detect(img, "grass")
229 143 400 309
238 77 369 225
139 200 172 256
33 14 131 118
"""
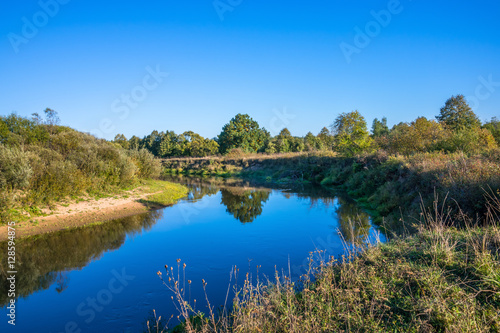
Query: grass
137 179 189 207
147 197 500 333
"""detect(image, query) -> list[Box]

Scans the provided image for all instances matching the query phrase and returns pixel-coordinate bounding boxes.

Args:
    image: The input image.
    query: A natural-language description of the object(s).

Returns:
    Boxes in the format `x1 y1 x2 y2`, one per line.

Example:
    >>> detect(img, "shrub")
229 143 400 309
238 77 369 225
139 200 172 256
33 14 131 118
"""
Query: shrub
128 148 162 179
0 145 32 190
224 148 247 158
437 127 497 155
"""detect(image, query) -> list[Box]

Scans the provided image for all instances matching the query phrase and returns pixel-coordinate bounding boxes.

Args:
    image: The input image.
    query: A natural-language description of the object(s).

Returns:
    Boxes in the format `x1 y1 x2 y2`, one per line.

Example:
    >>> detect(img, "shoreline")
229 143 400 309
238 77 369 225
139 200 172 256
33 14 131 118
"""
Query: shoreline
0 181 188 242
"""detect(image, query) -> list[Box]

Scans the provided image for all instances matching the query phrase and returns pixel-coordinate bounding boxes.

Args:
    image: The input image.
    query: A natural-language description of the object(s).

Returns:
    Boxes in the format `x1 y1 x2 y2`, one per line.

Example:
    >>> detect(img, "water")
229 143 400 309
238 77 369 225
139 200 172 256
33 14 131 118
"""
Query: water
0 176 385 332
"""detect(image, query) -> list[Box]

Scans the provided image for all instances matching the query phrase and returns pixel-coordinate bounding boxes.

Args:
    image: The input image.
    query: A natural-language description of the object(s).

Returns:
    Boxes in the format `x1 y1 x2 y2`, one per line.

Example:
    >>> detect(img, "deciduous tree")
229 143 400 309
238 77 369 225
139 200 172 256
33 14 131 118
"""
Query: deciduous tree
331 111 373 156
436 95 481 130
218 114 268 154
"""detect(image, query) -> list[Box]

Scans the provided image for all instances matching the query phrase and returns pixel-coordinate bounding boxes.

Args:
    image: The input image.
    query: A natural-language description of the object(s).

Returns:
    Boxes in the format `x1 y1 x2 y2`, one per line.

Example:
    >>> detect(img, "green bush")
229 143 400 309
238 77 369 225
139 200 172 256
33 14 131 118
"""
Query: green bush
0 113 165 221
0 145 32 190
437 127 497 154
128 148 162 179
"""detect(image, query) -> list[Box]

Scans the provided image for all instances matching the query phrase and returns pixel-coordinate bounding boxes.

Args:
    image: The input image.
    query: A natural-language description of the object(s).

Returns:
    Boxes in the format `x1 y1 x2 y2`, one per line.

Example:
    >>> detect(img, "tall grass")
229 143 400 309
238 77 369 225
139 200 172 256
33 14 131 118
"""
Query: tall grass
148 196 500 332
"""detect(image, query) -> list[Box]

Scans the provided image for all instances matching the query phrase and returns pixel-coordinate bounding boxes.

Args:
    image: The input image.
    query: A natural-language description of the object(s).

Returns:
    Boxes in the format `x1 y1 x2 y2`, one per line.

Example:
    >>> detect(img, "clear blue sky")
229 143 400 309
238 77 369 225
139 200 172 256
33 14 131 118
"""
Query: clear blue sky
1 0 499 140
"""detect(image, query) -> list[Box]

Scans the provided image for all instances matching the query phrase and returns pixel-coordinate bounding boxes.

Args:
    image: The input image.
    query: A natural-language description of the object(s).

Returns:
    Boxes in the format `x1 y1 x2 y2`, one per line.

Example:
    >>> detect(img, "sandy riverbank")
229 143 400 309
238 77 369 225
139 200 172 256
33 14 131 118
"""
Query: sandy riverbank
0 181 188 242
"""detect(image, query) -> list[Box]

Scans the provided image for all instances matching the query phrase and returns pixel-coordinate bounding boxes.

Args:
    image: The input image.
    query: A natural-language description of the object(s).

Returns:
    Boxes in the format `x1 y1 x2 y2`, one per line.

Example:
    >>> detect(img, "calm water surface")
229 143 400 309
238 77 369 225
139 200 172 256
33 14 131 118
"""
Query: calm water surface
1 177 385 332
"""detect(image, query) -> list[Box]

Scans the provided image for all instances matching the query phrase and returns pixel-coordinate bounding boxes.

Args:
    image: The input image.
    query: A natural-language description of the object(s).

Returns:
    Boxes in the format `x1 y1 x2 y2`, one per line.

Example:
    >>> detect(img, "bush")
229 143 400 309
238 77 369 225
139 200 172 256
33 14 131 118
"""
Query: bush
0 145 32 190
224 148 247 158
128 148 162 179
437 127 497 154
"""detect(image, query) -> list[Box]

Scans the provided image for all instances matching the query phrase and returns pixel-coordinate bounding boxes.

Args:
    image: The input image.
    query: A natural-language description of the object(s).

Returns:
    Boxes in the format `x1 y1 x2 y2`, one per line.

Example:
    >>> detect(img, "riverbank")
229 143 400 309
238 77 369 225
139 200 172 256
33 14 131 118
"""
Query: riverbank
0 180 188 241
154 152 500 331
162 151 500 234
163 215 500 332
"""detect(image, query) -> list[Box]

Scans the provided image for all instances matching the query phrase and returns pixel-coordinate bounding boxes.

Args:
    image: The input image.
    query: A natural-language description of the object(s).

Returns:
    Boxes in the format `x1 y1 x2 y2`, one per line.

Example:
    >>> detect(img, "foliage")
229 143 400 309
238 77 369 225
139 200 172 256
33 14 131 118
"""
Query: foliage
437 126 497 154
330 111 373 156
483 117 500 145
274 128 292 153
126 130 219 158
128 148 162 179
385 117 448 155
113 134 130 149
436 94 481 130
0 112 163 221
317 127 333 150
371 116 389 137
0 145 32 190
217 114 269 154
0 113 49 146
304 132 323 151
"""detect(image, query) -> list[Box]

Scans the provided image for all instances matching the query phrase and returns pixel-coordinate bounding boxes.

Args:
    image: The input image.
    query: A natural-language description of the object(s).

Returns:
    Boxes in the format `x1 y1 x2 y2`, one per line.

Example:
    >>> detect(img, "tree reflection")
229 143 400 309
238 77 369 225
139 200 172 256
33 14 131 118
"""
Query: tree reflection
220 188 271 223
336 197 371 244
0 210 162 307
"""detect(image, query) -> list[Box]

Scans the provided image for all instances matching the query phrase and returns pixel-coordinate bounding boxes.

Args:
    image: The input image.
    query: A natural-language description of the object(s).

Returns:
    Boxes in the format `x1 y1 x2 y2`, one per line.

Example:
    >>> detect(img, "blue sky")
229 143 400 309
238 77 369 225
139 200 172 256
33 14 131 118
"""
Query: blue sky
1 0 499 140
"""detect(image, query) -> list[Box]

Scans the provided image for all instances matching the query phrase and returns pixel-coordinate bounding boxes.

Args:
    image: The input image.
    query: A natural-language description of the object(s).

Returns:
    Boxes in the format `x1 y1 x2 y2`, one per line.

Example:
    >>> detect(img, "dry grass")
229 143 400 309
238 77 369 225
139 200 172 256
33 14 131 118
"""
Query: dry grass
147 196 500 333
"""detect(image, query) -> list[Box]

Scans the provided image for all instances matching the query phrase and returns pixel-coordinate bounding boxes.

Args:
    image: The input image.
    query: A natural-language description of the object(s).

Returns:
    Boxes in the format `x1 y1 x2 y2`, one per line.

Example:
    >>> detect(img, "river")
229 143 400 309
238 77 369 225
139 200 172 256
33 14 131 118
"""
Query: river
0 176 385 332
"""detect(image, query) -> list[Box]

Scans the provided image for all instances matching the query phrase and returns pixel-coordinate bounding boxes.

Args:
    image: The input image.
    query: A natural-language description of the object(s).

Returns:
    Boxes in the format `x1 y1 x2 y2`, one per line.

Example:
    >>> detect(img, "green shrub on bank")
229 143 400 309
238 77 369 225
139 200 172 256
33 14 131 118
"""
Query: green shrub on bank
0 145 32 190
0 112 163 222
128 148 162 179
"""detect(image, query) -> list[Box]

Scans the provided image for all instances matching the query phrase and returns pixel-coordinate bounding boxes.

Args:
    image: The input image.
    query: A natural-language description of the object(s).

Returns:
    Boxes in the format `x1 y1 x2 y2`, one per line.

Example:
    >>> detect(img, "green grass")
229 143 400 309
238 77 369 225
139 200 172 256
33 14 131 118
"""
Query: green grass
137 179 188 207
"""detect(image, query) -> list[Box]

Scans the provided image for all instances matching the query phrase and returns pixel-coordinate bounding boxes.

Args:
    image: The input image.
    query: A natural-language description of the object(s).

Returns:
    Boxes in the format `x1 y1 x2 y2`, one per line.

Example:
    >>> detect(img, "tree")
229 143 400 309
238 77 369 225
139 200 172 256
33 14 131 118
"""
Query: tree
304 132 323 151
113 134 129 149
371 117 389 137
142 130 163 156
289 136 305 152
317 127 333 150
182 131 219 157
275 128 292 153
217 114 269 154
264 139 277 154
438 127 497 154
386 117 447 155
436 95 481 130
44 108 60 126
1 113 49 146
330 111 373 156
483 117 500 145
128 135 141 150
158 131 178 157
31 113 43 125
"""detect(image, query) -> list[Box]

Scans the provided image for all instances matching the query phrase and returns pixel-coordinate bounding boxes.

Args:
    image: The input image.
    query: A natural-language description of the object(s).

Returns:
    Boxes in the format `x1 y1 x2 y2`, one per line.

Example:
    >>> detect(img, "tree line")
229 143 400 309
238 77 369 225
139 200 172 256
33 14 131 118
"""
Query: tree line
116 94 499 158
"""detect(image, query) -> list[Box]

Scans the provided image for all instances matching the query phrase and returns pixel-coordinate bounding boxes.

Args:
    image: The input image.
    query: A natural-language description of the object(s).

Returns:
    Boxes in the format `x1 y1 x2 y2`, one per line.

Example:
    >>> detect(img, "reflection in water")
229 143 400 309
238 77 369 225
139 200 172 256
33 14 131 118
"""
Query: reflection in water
220 188 271 223
336 197 371 244
0 210 163 307
0 176 379 312
169 175 373 241
55 272 70 293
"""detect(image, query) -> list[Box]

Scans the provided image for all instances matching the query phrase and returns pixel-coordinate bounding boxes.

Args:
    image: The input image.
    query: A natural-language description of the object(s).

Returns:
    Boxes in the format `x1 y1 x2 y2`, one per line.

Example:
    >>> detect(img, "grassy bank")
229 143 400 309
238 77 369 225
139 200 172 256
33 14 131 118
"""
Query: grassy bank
162 150 500 234
150 198 500 332
138 179 189 207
